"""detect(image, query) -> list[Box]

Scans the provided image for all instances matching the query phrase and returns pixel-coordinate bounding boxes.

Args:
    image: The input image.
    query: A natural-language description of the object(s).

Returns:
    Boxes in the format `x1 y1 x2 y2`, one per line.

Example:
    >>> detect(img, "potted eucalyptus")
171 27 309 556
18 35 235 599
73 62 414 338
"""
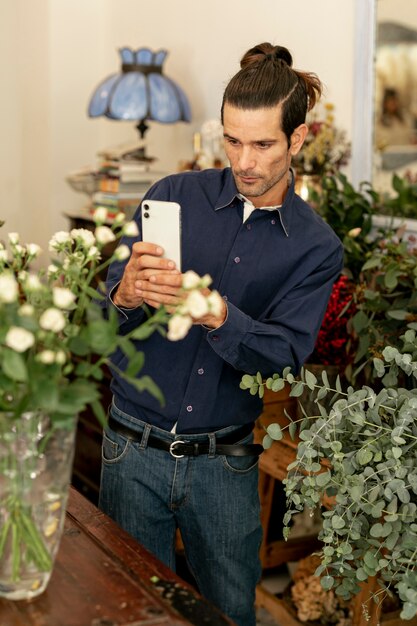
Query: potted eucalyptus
0 212 221 601
241 327 417 624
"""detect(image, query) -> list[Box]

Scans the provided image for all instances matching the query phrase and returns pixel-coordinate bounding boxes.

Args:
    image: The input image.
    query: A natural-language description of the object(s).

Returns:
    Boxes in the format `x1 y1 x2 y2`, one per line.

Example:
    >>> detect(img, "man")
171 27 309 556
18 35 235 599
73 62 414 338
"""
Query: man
99 42 344 626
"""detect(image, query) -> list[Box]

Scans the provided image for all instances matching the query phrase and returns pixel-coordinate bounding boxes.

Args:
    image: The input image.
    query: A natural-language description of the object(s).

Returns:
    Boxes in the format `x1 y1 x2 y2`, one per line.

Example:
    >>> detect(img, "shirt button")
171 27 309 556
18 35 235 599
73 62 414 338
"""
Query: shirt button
246 224 252 230
211 335 219 341
271 219 276 225
186 405 193 412
223 295 228 301
234 256 241 264
198 368 204 375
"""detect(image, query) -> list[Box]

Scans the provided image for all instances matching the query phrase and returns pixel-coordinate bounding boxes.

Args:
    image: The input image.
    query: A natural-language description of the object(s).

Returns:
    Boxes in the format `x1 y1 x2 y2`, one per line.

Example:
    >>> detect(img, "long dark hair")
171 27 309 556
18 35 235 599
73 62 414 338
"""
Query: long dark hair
221 42 322 146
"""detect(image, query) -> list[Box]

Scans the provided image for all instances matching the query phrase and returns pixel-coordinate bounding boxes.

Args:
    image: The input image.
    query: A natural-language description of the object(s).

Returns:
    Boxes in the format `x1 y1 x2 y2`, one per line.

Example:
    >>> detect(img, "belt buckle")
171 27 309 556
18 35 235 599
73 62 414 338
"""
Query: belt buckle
169 439 186 458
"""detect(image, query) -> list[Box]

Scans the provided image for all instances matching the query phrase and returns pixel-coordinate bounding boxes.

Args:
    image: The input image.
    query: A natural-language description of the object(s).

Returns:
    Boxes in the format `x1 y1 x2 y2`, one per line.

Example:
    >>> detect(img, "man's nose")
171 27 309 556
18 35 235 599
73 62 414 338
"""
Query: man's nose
238 148 256 171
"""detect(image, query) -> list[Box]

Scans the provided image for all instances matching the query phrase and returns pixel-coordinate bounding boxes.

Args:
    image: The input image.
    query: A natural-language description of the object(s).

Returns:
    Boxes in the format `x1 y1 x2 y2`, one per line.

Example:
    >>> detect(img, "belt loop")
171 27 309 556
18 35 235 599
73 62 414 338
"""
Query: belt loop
208 432 216 458
139 424 152 449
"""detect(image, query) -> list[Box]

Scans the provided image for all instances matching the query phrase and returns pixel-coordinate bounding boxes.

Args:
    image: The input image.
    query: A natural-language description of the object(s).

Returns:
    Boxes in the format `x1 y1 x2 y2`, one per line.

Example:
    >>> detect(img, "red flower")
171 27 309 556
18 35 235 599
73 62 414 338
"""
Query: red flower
310 275 356 367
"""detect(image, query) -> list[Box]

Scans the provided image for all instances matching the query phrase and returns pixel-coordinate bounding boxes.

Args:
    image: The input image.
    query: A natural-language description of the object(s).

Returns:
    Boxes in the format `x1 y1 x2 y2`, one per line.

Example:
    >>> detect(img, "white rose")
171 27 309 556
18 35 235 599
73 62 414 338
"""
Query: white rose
0 250 8 262
15 244 25 255
93 207 108 223
122 221 139 237
53 287 76 309
70 228 96 248
39 308 66 333
114 245 130 261
49 231 72 250
113 212 126 225
55 350 67 364
5 327 35 352
199 274 212 288
95 226 116 245
8 232 19 245
182 270 202 290
87 246 101 260
167 314 193 341
36 350 56 364
48 264 59 277
27 243 42 257
207 291 224 318
185 290 209 319
19 304 35 316
25 274 42 290
0 274 18 303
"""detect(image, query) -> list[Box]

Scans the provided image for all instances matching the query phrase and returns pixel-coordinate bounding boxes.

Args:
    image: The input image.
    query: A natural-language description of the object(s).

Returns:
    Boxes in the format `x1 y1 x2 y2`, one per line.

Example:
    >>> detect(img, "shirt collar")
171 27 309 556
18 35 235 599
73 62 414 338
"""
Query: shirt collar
214 167 296 237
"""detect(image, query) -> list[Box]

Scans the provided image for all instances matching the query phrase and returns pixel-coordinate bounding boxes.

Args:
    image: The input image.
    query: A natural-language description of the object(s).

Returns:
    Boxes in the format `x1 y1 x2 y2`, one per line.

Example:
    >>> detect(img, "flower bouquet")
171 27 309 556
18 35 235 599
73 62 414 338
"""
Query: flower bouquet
293 103 351 177
0 211 221 599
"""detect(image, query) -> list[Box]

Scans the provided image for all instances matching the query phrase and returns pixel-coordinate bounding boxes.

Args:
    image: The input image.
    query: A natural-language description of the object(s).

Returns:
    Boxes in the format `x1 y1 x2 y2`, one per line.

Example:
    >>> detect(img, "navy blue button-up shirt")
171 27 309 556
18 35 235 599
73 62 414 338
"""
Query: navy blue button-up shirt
104 167 343 433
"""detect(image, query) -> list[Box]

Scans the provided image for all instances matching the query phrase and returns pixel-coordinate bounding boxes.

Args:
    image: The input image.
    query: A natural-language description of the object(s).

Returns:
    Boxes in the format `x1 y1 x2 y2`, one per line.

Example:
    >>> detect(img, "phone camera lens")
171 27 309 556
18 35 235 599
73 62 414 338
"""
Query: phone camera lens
144 212 150 218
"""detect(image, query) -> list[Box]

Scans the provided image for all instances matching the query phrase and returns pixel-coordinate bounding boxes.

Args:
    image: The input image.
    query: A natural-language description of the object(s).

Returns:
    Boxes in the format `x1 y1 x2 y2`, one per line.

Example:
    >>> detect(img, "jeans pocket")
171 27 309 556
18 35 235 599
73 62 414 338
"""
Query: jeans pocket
221 454 259 474
102 429 130 464
221 431 259 474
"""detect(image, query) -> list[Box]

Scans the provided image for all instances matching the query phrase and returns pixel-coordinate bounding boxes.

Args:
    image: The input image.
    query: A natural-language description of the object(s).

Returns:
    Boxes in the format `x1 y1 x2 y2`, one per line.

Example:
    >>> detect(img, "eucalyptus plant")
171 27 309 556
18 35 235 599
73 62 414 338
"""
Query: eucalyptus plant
349 235 417 384
241 329 417 621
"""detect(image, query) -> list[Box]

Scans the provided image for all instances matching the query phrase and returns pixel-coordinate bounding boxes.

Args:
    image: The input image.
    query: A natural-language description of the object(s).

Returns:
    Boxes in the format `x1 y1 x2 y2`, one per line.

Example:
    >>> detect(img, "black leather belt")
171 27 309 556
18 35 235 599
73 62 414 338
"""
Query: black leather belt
107 416 263 458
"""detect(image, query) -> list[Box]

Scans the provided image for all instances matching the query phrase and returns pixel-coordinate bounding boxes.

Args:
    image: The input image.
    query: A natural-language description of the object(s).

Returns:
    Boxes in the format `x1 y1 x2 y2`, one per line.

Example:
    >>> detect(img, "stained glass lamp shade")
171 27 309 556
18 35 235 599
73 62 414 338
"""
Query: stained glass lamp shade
88 47 191 141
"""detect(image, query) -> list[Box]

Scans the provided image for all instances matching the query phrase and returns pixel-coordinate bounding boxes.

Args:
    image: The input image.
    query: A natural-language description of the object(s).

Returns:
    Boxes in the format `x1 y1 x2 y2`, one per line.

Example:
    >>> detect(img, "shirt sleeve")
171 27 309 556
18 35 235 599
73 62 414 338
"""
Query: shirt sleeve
205 243 344 376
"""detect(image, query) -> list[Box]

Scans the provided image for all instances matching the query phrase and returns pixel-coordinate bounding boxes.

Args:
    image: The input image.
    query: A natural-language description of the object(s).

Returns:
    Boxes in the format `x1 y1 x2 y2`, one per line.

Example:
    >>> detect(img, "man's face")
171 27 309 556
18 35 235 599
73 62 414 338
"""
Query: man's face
223 103 306 207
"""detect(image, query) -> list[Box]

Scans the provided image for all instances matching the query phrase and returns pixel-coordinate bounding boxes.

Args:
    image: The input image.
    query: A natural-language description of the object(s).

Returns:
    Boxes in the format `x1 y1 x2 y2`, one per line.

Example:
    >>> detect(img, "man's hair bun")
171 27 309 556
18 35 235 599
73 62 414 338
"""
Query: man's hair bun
240 42 293 69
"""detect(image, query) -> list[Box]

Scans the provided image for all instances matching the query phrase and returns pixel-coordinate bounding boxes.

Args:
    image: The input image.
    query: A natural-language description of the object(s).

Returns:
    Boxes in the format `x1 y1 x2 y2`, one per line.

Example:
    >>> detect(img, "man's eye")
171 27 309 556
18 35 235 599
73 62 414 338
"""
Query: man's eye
257 143 271 149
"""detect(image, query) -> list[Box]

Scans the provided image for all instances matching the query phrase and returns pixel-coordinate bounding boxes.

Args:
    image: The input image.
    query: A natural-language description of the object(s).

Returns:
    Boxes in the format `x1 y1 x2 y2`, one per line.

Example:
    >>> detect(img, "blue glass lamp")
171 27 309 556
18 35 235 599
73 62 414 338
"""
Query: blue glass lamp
88 47 191 157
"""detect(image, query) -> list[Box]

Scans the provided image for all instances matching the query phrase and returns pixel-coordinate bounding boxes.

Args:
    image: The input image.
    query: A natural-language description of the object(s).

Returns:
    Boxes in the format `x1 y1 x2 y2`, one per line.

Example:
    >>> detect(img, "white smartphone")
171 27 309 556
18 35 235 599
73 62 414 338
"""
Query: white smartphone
140 199 182 271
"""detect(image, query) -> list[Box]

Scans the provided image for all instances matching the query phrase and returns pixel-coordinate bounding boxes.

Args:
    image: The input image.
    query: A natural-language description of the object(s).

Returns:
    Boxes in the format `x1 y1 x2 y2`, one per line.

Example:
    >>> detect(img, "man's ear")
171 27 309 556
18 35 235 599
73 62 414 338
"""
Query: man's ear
289 124 309 156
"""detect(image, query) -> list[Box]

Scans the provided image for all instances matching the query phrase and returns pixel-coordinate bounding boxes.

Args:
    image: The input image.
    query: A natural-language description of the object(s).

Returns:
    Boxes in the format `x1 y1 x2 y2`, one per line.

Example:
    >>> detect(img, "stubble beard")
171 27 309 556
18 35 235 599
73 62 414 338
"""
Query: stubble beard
234 166 289 199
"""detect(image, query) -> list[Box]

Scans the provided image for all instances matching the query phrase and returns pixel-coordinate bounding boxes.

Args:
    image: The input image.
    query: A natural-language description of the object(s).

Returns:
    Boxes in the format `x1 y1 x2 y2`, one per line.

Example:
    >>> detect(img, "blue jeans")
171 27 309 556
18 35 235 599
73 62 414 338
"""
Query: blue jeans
99 402 262 626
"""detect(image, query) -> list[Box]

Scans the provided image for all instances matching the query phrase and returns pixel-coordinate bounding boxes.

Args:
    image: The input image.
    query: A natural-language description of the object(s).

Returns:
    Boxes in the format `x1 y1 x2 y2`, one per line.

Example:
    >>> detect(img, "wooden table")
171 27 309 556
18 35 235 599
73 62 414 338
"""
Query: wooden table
0 488 233 626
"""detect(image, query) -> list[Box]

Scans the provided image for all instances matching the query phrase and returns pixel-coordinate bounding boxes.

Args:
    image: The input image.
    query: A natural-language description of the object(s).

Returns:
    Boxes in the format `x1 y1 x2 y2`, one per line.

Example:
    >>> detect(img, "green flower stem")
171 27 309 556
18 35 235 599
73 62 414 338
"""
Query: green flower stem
11 522 20 582
0 517 11 560
19 509 52 571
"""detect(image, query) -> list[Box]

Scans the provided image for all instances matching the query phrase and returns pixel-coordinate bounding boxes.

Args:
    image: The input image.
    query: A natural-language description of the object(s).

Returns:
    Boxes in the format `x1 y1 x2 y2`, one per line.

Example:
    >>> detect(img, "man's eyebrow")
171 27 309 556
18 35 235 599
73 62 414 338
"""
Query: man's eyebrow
223 133 276 143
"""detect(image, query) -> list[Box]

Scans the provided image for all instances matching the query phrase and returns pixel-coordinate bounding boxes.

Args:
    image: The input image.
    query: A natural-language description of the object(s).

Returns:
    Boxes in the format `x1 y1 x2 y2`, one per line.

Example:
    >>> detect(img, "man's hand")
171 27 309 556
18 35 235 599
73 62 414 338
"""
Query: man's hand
112 242 180 309
113 242 227 329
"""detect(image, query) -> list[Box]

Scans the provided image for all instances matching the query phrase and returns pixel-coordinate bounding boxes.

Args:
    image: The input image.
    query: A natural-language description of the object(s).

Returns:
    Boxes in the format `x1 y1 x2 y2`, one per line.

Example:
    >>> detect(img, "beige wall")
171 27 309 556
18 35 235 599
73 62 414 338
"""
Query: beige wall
0 0 361 254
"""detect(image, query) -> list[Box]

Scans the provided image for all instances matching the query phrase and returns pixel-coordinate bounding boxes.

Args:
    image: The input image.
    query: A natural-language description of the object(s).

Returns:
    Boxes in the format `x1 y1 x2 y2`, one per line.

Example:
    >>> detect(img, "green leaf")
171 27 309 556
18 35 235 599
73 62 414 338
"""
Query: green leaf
271 378 285 393
363 551 378 571
384 268 399 289
256 371 263 385
356 567 369 582
400 602 417 620
125 352 145 377
288 421 297 441
316 471 331 487
241 374 255 389
356 448 373 465
88 319 118 353
1 350 28 382
321 576 335 590
266 423 283 441
387 309 408 320
262 434 273 449
331 515 345 529
290 381 304 397
305 369 317 390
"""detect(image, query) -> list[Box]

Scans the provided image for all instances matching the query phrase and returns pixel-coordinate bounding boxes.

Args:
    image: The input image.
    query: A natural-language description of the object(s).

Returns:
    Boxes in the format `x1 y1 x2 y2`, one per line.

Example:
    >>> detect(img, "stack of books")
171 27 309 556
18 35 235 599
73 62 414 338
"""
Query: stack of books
91 145 166 219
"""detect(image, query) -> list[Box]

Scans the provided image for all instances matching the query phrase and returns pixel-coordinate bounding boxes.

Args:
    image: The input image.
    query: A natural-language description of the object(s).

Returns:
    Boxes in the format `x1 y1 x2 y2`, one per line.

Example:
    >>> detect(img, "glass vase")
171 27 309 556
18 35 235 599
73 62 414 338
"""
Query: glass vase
0 412 77 600
294 173 322 202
